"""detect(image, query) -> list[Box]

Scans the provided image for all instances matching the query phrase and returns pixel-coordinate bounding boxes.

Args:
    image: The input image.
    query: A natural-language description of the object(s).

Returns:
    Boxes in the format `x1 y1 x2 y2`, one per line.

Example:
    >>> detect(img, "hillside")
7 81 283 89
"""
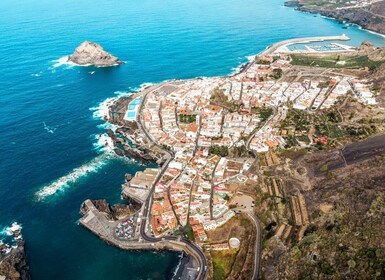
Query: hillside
285 0 385 35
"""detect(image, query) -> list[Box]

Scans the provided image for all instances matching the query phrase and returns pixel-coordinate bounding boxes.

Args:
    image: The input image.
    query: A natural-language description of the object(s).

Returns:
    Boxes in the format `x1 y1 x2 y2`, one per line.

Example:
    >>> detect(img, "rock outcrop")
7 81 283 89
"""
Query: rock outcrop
80 199 139 221
0 240 30 280
285 0 385 35
68 41 124 67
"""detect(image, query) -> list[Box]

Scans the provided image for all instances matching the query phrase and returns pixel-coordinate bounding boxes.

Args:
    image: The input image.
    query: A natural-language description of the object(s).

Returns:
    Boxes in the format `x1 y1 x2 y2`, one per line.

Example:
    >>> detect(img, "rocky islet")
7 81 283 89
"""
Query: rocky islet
68 41 124 67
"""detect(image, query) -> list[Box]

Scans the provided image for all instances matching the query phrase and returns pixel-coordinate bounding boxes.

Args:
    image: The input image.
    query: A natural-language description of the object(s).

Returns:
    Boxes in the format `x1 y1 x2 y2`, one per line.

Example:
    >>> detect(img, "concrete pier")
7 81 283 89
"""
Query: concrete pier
79 199 200 279
259 35 351 56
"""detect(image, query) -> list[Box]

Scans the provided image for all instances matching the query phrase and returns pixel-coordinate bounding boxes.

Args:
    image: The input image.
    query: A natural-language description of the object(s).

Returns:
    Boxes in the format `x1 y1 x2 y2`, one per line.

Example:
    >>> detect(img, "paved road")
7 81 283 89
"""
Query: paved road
246 212 262 280
137 88 208 280
246 106 278 151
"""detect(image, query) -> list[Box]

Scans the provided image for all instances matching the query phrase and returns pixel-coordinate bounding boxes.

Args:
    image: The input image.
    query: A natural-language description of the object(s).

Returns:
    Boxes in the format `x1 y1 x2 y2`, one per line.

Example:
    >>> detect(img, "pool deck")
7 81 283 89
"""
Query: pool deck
124 98 142 121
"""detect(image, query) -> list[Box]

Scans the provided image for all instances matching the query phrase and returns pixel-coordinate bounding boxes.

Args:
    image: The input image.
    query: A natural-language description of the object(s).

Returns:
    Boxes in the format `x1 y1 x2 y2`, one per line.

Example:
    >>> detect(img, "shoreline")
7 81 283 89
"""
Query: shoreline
81 35 363 279
82 34 373 279
284 1 385 38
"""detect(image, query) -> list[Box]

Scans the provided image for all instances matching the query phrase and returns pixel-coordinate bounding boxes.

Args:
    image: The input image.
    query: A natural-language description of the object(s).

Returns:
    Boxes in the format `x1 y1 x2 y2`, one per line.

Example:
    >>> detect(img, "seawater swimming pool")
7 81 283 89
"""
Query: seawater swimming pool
125 98 142 120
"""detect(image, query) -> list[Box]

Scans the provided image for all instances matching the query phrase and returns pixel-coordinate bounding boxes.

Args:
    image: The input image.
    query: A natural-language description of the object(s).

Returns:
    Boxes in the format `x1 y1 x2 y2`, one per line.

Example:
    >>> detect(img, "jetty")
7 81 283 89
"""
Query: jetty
80 198 205 279
260 34 351 55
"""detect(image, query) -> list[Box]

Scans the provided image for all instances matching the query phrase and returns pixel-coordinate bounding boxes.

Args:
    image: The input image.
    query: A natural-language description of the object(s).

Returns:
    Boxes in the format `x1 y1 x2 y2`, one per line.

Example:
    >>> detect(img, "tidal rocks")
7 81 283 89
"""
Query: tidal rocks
283 1 300 8
80 199 138 221
0 241 30 280
292 0 385 35
68 41 124 67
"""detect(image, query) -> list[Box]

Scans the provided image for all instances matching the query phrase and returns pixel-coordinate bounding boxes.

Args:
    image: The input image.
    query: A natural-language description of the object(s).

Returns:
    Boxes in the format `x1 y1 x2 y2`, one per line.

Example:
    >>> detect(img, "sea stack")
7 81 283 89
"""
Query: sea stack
68 41 124 67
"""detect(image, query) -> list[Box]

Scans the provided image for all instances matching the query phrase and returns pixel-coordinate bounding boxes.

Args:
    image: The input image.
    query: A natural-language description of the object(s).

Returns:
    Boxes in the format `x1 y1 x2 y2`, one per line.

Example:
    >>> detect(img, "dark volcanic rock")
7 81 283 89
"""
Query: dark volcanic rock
295 0 385 35
125 174 133 182
284 0 300 7
68 41 124 67
0 240 30 280
91 199 114 219
86 200 138 220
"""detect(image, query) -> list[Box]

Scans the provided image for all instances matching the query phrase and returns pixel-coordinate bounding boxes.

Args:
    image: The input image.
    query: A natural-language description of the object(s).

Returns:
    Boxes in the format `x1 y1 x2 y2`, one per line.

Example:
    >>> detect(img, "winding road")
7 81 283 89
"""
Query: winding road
137 89 208 280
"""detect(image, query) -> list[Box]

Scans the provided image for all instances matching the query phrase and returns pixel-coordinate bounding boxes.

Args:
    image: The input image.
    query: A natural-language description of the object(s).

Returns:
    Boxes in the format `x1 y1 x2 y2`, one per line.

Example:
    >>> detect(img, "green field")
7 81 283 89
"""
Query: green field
298 0 357 9
290 54 383 70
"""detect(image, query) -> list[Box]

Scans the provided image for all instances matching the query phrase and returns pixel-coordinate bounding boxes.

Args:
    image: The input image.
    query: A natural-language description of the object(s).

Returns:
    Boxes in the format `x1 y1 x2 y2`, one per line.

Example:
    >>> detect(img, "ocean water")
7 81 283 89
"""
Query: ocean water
0 0 384 279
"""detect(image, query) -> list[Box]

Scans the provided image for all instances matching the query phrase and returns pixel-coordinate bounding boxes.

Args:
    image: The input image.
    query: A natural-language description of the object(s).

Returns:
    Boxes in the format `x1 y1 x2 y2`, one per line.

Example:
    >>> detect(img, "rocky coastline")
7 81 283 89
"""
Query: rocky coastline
0 228 30 280
79 199 200 278
80 199 141 221
68 41 124 67
105 94 168 165
284 0 385 35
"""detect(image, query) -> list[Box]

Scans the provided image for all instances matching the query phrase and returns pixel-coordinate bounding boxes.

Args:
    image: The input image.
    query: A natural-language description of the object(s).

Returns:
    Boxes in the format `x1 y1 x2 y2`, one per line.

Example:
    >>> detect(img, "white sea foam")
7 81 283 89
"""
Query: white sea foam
114 82 155 97
51 56 124 69
51 56 75 68
35 153 112 201
114 91 132 97
43 122 57 134
137 82 155 91
90 97 117 121
96 122 116 130
0 222 23 250
51 56 95 68
90 82 157 122
93 133 115 153
31 72 42 77
0 222 22 237
357 25 385 39
230 55 255 75
172 253 184 278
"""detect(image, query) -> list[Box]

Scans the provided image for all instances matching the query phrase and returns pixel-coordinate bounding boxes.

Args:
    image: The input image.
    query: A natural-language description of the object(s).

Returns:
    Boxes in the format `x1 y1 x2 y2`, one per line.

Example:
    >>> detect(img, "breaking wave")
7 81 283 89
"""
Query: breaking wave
0 222 23 247
51 56 76 68
43 122 57 134
34 153 113 201
230 55 255 75
90 97 117 120
0 222 22 237
90 82 156 122
93 133 115 153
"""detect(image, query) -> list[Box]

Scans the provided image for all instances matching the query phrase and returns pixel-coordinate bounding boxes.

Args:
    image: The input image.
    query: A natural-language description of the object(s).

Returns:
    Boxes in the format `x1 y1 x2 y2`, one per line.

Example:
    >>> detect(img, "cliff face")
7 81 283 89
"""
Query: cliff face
285 0 385 35
68 41 124 67
0 241 30 280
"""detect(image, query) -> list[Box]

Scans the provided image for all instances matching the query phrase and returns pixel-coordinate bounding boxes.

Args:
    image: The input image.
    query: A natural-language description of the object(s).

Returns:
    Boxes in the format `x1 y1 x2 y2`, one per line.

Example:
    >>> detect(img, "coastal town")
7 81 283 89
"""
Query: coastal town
79 35 385 280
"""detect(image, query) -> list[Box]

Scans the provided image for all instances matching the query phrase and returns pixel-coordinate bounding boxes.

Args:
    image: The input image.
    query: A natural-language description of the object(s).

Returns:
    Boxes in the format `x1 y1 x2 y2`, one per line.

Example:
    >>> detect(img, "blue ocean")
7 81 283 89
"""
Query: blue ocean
0 0 384 279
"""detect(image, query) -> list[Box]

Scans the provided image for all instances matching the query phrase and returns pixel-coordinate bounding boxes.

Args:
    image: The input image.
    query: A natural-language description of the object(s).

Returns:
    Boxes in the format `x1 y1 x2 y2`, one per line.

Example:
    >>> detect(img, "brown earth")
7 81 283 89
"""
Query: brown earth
288 0 385 35
262 134 385 279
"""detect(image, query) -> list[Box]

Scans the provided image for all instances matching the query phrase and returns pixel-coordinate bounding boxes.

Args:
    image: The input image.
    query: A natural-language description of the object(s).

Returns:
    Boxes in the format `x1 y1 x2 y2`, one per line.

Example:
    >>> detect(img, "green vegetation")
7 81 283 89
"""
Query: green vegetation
179 114 196 124
279 106 378 149
290 54 384 70
162 144 171 151
251 106 273 122
211 250 236 280
270 68 283 79
256 58 271 65
230 145 249 157
175 224 195 241
210 136 223 141
299 0 366 9
182 224 195 241
209 145 229 157
284 136 299 149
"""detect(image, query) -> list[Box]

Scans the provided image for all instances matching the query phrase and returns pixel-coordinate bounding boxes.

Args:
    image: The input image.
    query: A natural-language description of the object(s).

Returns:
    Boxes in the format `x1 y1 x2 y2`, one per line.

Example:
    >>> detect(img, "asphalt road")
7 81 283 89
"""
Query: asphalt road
137 91 208 279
